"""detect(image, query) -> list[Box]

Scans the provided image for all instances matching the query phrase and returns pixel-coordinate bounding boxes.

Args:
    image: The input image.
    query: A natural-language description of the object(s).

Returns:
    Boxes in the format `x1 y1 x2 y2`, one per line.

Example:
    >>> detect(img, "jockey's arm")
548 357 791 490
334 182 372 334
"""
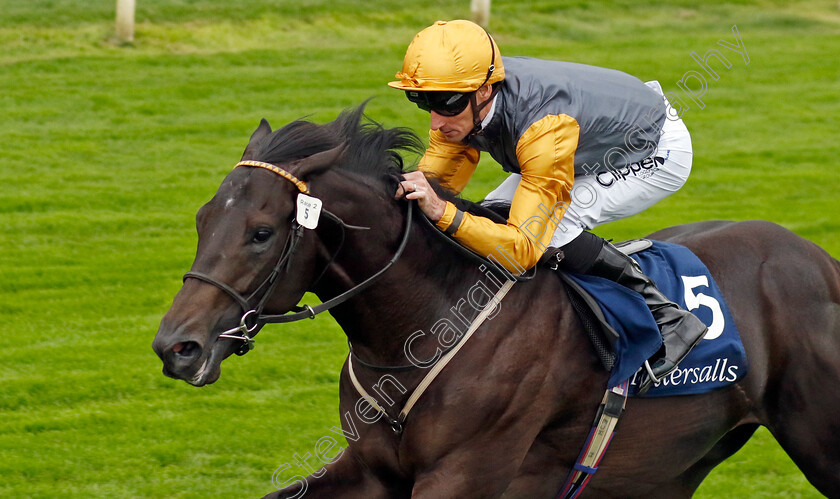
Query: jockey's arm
427 115 579 273
418 129 480 194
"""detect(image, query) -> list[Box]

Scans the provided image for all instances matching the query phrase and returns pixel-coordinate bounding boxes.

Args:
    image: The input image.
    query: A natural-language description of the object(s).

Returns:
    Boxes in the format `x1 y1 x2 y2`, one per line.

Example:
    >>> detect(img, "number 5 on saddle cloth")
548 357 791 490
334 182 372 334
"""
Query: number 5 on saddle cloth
556 239 748 397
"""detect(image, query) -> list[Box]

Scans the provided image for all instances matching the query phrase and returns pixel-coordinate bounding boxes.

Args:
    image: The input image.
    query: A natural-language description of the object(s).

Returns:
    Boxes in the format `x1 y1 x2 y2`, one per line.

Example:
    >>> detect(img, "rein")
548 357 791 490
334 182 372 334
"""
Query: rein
183 160 413 355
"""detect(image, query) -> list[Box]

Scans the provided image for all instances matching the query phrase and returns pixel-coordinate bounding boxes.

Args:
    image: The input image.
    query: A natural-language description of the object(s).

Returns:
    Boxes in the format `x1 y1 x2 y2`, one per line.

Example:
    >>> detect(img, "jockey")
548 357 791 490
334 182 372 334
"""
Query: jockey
388 19 708 389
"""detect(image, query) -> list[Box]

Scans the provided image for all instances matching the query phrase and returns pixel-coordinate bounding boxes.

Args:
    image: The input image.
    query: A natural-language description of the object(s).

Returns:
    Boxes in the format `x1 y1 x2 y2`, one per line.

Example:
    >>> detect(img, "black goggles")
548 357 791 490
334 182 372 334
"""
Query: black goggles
405 90 472 117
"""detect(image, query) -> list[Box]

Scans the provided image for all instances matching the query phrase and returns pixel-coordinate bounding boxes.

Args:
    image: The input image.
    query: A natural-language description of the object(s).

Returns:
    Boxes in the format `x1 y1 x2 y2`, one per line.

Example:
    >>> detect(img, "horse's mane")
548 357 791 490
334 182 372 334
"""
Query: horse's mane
249 102 509 224
246 102 417 195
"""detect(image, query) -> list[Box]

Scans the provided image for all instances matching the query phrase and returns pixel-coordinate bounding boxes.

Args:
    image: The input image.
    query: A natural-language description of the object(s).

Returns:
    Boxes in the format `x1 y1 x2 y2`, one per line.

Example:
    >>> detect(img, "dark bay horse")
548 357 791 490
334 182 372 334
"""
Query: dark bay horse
153 105 840 498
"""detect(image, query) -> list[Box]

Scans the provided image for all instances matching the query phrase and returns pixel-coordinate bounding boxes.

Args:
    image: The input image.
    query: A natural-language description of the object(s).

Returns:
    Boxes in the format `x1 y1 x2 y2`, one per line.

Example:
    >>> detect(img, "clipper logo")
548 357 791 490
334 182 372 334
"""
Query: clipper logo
596 156 665 188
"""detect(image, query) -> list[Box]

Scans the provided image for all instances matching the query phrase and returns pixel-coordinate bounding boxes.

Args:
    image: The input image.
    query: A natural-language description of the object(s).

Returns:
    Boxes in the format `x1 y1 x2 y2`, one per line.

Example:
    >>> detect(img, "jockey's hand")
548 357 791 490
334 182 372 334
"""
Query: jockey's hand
397 171 447 222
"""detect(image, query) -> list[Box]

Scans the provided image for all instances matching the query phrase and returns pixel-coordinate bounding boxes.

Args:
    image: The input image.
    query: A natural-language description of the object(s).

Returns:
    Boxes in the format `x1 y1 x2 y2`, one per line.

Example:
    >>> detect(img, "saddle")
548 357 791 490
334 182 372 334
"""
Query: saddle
543 239 654 373
543 238 746 498
543 238 747 397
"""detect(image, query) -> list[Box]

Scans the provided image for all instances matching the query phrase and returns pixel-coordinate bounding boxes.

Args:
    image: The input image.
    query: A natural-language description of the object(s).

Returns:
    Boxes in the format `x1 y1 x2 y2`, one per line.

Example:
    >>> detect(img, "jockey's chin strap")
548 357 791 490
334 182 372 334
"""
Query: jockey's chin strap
183 160 413 355
463 84 500 143
463 26 500 143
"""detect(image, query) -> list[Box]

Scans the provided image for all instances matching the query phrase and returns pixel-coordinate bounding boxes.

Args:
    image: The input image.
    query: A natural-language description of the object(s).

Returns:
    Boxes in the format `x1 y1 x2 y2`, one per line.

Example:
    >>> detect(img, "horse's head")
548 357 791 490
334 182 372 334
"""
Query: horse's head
153 105 422 385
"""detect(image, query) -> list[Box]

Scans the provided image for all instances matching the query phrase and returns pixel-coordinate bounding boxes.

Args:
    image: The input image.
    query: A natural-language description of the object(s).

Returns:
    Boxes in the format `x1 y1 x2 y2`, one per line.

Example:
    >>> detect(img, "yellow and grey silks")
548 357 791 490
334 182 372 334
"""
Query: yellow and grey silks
420 57 666 272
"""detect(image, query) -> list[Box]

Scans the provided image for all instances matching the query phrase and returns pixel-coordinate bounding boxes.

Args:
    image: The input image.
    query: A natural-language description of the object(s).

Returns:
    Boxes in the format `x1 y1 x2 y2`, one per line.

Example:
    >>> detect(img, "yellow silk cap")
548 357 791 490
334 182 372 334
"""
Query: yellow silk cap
388 20 505 92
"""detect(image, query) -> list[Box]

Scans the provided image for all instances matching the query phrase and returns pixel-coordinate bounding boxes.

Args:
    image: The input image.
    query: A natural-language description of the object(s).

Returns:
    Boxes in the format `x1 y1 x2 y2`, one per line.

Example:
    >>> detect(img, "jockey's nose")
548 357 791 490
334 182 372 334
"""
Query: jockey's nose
430 111 448 130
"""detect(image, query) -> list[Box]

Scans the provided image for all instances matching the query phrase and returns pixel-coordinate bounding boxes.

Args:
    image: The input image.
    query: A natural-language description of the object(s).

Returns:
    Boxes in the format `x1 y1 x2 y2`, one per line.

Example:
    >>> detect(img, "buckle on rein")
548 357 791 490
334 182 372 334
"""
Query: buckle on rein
219 304 318 356
547 249 565 271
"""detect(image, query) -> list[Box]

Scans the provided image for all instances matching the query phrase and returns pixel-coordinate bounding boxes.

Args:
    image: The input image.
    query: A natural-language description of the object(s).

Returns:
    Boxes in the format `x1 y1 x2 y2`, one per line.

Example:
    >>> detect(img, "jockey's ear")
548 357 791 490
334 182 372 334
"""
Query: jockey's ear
292 142 347 180
241 118 272 160
477 84 494 100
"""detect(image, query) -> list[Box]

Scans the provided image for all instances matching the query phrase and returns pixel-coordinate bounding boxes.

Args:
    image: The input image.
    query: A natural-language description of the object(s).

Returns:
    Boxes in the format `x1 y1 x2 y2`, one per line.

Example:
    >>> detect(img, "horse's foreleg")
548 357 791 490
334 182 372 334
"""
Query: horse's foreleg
261 449 404 499
407 436 533 499
410 463 519 499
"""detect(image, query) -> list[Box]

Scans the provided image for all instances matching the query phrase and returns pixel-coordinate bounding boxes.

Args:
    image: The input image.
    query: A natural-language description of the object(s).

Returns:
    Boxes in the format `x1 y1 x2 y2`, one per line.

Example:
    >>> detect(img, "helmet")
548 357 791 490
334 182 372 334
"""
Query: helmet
388 20 505 93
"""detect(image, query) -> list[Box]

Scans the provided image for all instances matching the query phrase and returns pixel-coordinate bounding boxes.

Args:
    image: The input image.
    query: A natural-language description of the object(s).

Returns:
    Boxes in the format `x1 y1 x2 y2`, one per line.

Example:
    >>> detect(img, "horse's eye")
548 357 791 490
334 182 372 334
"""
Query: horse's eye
252 229 273 243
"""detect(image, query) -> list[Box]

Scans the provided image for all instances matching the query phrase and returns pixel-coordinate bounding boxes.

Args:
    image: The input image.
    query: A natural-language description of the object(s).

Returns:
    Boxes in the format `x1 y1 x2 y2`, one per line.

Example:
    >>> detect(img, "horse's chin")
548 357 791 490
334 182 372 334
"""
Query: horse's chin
187 339 236 387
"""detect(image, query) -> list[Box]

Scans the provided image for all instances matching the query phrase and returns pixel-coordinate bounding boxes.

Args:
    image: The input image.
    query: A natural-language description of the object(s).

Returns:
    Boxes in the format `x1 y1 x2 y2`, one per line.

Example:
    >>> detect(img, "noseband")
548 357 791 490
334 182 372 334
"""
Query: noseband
183 160 413 355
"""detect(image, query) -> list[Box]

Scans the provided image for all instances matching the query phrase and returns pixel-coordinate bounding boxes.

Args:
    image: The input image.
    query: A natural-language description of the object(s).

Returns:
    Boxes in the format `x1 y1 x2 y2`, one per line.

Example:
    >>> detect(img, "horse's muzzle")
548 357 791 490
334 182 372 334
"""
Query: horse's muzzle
152 330 206 381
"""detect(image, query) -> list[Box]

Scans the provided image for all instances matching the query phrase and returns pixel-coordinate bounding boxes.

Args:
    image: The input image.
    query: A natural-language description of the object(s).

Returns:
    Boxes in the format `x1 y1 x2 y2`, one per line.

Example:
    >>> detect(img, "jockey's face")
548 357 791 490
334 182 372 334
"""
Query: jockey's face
430 85 494 143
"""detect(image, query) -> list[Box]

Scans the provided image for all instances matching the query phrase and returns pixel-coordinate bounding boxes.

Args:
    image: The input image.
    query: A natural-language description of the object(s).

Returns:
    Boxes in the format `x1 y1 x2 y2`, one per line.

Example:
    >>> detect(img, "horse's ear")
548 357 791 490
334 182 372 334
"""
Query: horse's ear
241 119 272 160
292 143 347 180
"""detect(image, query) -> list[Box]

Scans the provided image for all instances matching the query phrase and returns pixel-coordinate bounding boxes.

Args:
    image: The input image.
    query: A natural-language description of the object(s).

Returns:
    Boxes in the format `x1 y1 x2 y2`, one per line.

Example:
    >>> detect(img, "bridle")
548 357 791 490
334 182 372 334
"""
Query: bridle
183 159 414 356
183 158 530 360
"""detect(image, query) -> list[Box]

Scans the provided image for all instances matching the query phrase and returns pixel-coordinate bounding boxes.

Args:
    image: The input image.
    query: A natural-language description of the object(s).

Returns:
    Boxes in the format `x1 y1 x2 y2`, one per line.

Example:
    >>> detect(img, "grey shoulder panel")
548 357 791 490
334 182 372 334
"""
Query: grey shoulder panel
495 57 667 174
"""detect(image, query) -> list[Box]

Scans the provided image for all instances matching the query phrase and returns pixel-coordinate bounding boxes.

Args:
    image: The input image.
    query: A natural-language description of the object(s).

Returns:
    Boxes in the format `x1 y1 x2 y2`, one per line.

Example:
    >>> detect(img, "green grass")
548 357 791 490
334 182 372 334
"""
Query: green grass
1 0 838 497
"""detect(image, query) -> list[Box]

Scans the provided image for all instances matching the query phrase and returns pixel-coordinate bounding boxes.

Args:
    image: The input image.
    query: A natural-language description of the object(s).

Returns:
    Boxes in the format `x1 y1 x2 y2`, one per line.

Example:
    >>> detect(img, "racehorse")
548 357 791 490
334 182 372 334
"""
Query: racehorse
153 104 840 498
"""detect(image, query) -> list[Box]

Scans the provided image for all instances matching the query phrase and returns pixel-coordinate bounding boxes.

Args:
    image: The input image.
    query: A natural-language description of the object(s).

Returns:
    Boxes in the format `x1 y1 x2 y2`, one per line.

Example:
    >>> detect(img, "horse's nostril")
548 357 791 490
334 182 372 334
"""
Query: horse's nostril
173 341 200 358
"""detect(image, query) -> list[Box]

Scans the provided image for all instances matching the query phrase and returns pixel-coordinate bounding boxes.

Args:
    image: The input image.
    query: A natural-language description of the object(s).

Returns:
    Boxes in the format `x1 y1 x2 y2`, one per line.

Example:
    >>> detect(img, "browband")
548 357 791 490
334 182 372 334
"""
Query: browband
235 160 310 194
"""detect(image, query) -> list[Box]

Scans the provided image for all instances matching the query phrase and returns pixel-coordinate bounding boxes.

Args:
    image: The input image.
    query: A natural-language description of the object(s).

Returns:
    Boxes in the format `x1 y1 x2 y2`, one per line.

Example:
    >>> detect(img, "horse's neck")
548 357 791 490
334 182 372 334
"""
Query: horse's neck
314 201 487 366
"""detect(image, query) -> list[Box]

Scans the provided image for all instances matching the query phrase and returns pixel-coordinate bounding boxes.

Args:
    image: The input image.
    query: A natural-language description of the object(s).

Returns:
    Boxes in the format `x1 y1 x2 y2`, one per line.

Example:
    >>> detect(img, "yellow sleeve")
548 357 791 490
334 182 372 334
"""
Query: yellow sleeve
418 129 480 194
436 115 579 272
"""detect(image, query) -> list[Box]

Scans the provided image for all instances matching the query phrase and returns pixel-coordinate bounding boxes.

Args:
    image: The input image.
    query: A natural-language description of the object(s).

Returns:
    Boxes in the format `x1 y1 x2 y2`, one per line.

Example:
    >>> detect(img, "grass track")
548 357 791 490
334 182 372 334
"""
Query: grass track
1 1 838 497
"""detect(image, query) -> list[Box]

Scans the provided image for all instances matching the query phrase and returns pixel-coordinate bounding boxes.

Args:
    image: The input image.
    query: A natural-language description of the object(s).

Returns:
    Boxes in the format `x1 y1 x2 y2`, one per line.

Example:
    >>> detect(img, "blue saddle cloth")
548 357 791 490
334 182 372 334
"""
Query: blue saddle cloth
564 240 748 397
